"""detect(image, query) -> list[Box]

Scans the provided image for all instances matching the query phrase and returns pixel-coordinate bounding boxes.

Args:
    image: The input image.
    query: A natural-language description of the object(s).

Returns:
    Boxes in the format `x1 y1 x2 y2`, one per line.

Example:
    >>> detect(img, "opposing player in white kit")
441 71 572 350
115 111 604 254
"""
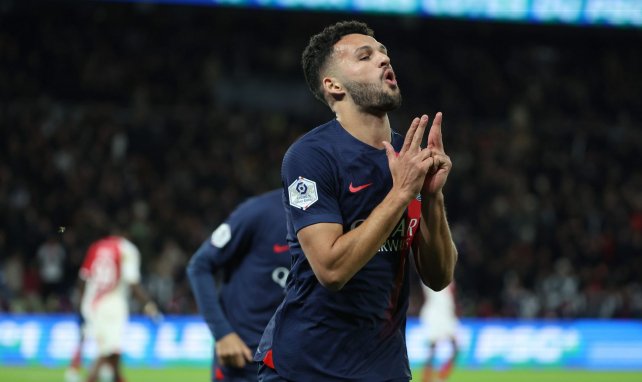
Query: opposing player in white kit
76 234 160 382
420 282 459 382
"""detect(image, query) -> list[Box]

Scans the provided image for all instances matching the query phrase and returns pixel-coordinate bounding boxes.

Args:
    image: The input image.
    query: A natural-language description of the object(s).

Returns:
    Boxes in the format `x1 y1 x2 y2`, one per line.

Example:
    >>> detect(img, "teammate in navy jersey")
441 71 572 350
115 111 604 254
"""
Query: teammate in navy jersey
187 189 290 382
255 21 458 382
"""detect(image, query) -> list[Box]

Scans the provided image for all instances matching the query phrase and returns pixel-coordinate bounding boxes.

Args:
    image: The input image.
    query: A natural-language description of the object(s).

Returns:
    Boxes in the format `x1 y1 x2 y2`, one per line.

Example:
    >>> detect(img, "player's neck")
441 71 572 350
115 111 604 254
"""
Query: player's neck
335 107 391 149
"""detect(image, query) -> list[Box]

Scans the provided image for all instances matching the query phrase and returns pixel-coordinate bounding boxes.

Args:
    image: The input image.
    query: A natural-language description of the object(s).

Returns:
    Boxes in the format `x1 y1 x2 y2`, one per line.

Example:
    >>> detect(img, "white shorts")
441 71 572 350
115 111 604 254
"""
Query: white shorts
84 297 127 356
425 315 458 343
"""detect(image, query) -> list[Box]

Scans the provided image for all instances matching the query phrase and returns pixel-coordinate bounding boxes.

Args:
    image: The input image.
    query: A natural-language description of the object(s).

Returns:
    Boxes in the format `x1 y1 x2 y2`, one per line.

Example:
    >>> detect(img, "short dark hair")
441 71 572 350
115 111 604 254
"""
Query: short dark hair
302 20 375 105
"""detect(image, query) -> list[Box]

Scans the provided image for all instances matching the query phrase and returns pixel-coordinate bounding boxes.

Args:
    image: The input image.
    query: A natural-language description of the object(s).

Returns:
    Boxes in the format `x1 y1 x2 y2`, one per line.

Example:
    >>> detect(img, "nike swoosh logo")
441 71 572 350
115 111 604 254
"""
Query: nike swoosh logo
349 182 373 193
273 244 289 253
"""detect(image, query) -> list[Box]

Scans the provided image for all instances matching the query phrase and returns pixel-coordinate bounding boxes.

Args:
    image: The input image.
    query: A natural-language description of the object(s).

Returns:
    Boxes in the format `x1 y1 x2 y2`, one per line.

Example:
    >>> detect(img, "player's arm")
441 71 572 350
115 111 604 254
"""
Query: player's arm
414 112 458 291
186 240 235 339
297 116 436 291
76 278 86 307
75 278 87 327
120 239 162 320
298 192 409 291
186 207 256 368
414 192 457 290
76 249 94 322
187 240 253 368
130 282 160 318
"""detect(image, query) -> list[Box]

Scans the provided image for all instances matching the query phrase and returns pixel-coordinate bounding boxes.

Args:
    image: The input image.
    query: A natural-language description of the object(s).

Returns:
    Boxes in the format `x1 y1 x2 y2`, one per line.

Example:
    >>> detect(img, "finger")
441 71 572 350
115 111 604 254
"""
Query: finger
400 117 420 155
225 354 238 368
430 153 449 164
410 115 429 152
217 353 224 366
421 157 435 174
235 354 247 368
427 112 443 151
431 153 452 172
418 148 432 161
243 345 253 362
382 141 397 162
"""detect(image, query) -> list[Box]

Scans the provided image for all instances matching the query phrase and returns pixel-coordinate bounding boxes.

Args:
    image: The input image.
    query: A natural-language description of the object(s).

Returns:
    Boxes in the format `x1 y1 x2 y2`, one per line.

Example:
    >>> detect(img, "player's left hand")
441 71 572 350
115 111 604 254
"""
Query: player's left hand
422 112 452 196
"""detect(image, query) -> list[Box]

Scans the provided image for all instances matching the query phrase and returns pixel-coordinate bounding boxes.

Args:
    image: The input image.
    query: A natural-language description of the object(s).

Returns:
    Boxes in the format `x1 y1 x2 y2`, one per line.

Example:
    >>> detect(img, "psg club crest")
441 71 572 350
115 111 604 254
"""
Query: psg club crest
289 176 318 210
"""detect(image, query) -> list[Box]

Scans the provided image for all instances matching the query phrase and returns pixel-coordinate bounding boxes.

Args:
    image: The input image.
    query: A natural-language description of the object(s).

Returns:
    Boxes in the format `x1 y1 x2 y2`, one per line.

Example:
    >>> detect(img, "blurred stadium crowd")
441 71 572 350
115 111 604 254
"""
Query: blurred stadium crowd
1 2 641 319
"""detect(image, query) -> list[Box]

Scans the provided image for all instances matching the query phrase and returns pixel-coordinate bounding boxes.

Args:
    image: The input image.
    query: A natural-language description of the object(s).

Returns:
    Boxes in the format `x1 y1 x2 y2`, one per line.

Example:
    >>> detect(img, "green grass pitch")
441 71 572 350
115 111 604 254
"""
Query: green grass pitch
2 366 641 382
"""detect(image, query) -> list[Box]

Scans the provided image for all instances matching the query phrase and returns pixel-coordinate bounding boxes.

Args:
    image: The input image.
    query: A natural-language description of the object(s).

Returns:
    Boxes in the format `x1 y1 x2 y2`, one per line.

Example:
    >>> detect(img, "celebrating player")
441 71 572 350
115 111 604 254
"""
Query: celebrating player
187 189 290 382
255 20 458 381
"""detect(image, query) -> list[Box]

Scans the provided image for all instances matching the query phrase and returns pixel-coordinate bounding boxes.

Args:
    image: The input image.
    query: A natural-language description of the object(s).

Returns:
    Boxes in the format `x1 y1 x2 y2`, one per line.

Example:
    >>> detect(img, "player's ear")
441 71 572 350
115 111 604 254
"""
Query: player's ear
322 76 345 100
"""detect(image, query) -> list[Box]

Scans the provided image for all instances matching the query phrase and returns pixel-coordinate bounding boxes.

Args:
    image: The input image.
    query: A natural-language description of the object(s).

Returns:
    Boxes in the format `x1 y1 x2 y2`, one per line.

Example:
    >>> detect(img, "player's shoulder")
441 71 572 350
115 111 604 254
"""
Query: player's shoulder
286 119 340 155
242 189 282 210
283 120 341 171
288 120 402 155
234 189 284 218
112 236 140 257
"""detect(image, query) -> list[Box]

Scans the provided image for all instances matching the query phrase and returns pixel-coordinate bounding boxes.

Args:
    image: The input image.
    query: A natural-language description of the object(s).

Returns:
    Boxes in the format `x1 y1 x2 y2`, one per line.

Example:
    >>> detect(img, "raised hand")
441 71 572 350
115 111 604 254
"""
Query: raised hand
216 332 253 368
383 114 435 204
422 112 452 196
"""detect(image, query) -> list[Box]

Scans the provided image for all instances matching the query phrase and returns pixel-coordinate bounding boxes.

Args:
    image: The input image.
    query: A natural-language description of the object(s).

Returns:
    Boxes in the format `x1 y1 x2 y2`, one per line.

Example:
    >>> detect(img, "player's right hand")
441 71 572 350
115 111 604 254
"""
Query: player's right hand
216 332 253 368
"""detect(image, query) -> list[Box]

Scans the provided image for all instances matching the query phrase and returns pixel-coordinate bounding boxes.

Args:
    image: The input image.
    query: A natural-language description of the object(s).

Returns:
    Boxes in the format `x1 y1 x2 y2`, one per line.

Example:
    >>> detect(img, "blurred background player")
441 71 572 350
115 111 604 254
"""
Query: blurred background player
420 282 459 382
187 189 290 382
73 229 161 382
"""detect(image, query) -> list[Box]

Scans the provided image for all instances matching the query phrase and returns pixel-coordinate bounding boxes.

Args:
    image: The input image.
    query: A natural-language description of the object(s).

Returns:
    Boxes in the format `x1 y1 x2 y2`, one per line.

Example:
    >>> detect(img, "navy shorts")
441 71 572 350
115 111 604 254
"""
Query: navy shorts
213 364 259 382
257 363 291 382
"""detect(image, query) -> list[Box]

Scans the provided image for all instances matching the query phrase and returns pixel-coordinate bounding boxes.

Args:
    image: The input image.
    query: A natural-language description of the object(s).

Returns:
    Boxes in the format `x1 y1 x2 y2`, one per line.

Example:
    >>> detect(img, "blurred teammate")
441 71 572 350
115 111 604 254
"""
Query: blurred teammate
76 232 160 382
187 189 290 382
420 283 459 382
255 21 458 381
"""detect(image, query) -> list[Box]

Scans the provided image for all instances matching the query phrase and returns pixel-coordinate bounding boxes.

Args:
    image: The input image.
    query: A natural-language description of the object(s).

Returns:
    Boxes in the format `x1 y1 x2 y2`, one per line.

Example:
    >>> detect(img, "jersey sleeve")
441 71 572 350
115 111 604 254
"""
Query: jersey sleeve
120 238 141 284
282 142 342 233
186 198 261 340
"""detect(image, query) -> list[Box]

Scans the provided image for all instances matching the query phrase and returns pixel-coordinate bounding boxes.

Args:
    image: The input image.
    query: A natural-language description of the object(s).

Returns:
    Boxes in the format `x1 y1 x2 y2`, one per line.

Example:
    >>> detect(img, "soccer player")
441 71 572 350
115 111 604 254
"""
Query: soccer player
187 189 290 382
77 232 160 382
255 21 458 381
420 283 459 382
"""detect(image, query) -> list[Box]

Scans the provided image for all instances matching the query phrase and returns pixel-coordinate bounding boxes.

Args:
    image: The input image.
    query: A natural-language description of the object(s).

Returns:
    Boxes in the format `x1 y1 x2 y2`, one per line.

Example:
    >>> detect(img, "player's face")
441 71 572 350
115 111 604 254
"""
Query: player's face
332 33 401 112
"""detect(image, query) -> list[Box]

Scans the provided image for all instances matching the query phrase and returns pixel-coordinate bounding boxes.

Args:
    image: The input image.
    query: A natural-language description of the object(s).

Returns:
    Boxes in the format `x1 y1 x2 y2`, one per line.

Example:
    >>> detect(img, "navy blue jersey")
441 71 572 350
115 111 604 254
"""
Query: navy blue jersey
187 189 290 376
255 120 421 382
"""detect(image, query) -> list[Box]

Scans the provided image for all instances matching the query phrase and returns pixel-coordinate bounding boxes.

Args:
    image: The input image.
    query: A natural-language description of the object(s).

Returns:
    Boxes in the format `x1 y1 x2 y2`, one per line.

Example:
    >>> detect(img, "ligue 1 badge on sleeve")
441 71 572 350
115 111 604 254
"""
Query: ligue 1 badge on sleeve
289 176 318 210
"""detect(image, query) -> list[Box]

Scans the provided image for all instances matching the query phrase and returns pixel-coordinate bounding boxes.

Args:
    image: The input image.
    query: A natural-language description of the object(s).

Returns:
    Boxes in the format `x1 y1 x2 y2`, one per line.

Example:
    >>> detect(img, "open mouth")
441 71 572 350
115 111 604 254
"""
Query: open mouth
384 69 397 86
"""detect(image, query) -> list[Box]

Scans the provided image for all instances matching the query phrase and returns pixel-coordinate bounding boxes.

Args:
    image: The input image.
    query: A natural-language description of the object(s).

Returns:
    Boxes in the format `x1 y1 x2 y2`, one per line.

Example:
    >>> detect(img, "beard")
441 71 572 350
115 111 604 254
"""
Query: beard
344 80 402 113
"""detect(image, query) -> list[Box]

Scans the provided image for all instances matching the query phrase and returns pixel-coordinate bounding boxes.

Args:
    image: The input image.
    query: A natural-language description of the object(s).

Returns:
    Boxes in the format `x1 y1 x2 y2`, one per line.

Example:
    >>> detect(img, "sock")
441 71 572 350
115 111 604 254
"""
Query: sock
438 358 454 380
70 347 82 369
